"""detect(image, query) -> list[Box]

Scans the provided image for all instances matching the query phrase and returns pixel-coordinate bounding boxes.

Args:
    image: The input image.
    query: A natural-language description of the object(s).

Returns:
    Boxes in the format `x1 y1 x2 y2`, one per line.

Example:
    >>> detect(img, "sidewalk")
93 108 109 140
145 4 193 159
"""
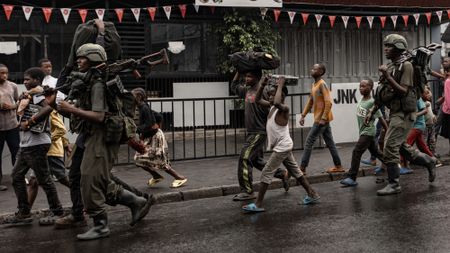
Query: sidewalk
1 139 449 218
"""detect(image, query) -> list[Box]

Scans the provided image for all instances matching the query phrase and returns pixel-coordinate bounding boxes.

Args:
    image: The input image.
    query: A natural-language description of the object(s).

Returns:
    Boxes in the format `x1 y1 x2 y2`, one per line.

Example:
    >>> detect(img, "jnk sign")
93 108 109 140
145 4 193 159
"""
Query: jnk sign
330 82 378 143
195 0 282 8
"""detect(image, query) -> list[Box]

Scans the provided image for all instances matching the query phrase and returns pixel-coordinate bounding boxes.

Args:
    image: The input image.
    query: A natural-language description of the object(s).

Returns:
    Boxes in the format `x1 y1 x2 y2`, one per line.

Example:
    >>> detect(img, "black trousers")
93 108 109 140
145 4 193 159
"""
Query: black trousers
347 135 384 180
237 133 266 194
0 127 20 184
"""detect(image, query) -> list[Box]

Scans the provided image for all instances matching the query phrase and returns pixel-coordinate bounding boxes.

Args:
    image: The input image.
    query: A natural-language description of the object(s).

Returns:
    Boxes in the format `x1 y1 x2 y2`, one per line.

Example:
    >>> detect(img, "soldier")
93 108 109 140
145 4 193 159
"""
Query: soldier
368 34 436 196
56 43 152 240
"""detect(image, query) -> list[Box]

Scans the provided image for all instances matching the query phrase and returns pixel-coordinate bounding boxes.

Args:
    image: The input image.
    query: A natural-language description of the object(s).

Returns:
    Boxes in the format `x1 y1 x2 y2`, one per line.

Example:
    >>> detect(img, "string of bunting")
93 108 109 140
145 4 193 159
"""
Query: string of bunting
2 3 450 28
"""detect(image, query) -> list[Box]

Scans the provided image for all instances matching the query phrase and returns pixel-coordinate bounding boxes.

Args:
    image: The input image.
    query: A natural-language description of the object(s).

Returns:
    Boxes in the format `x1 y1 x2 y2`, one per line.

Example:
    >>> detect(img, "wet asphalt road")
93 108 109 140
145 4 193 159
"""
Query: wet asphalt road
2 167 450 253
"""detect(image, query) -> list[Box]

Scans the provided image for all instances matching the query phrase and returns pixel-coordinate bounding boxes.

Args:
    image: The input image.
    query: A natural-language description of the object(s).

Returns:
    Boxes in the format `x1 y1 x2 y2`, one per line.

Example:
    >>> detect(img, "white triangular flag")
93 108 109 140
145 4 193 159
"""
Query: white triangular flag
95 9 105 21
288 11 296 24
193 5 200 13
367 16 374 28
163 6 172 20
413 13 420 25
391 15 398 28
260 8 268 20
22 6 33 21
60 8 71 24
131 8 141 22
342 16 349 28
315 14 323 27
436 11 443 23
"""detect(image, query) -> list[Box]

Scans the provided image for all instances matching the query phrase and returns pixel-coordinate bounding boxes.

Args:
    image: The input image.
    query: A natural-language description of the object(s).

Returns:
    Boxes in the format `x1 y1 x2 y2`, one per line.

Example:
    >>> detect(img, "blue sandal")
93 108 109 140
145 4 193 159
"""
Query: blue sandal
301 195 320 205
242 203 265 213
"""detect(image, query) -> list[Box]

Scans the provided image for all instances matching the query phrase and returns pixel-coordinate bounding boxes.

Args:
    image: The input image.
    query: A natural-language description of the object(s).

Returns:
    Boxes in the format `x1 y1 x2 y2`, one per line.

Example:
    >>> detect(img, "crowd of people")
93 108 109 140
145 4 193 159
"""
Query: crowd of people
0 32 449 239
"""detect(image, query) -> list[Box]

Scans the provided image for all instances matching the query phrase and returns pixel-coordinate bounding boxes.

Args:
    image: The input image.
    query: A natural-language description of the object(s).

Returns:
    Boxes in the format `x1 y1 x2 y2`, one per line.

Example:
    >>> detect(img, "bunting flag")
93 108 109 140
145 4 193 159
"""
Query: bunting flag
342 16 349 28
95 9 105 21
315 14 323 27
301 13 309 25
78 9 88 23
22 6 33 21
380 16 387 28
288 11 296 24
436 10 443 23
42 8 52 23
147 7 157 21
193 5 200 13
260 8 268 20
329 15 336 28
413 13 420 25
3 5 14 21
60 8 71 24
179 4 187 18
163 6 171 20
402 15 409 27
390 15 398 28
131 8 141 22
425 12 431 25
273 9 281 23
355 16 362 28
115 8 124 23
367 16 374 28
448 9 450 20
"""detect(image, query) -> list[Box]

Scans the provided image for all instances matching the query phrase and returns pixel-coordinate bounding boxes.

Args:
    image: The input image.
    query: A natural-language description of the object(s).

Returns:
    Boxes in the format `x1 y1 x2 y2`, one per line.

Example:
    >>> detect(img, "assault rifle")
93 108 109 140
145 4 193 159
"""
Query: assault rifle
40 48 170 98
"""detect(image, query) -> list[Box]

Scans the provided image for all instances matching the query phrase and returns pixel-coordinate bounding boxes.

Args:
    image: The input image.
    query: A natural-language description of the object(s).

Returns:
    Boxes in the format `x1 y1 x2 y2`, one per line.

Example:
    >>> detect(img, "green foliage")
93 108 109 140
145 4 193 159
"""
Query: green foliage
211 9 280 74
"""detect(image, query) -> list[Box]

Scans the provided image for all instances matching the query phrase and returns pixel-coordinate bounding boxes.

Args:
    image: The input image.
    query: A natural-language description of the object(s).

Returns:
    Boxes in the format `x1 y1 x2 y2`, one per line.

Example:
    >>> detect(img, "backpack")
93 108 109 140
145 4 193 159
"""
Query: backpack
103 75 138 144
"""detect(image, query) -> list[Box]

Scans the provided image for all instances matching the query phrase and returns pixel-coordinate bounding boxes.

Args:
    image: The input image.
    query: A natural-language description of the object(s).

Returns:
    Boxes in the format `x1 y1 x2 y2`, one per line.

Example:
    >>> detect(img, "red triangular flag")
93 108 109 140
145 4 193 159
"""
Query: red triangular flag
355 16 362 28
210 6 215 14
273 9 281 23
42 8 52 23
301 13 309 25
179 5 187 18
402 15 409 26
147 7 156 21
425 12 431 25
78 9 88 23
115 9 123 23
448 9 450 20
3 5 14 21
380 16 387 28
328 16 336 27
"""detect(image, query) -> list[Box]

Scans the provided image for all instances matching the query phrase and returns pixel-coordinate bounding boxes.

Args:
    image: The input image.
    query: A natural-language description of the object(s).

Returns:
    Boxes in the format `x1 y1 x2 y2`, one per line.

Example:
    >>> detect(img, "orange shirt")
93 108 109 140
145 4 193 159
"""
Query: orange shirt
302 79 333 123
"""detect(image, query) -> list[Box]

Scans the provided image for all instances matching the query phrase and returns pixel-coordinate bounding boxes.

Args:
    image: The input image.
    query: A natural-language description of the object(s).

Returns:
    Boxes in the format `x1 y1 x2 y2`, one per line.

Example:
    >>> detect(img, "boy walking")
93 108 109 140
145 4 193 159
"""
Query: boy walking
299 63 344 174
340 79 387 186
242 76 319 212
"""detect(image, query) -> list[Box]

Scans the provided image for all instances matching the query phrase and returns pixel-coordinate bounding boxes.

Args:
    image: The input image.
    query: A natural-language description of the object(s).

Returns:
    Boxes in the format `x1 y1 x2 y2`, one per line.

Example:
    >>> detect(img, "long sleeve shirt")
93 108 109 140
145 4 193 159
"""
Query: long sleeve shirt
301 79 333 123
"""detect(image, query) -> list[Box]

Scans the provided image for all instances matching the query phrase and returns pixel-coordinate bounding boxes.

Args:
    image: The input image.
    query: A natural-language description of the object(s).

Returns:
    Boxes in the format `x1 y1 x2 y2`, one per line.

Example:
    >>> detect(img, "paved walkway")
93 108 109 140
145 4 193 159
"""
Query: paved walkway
0 138 449 217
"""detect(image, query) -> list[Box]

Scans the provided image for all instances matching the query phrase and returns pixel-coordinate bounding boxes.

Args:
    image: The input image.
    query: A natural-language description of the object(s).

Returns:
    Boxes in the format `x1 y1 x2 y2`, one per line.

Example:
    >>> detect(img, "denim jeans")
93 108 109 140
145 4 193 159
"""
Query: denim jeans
300 123 341 168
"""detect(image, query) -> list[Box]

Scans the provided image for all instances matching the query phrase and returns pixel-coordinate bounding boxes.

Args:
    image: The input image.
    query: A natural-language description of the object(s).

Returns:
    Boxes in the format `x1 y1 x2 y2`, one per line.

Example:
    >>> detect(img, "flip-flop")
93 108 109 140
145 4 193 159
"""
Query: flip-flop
232 193 256 201
242 203 265 213
170 178 187 188
148 177 164 187
326 167 346 173
301 195 320 205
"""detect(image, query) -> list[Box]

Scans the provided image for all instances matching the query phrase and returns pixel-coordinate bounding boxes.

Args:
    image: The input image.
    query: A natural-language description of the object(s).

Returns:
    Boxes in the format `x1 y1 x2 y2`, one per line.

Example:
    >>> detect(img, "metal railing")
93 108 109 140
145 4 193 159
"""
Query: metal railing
116 93 325 164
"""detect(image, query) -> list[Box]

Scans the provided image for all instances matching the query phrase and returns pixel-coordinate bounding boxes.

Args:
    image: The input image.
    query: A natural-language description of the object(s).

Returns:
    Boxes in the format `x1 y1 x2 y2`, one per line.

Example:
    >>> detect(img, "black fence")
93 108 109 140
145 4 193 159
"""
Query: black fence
116 93 326 164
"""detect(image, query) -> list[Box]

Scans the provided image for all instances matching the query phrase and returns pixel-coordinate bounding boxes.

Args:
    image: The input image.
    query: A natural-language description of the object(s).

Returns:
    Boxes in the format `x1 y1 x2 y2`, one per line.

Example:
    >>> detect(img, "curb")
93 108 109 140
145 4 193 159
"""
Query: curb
0 166 377 224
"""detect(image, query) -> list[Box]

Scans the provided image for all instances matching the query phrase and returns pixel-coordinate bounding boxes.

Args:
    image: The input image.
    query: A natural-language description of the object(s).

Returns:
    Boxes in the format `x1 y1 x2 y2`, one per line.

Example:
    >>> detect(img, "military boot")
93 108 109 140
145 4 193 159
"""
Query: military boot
116 189 153 226
77 214 109 241
411 153 436 182
377 179 401 196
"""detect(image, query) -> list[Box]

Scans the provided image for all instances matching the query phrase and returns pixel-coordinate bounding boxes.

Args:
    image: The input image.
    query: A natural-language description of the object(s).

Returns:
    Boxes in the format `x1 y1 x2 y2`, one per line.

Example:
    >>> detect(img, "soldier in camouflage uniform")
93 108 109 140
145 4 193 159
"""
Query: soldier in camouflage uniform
368 34 436 196
57 43 152 240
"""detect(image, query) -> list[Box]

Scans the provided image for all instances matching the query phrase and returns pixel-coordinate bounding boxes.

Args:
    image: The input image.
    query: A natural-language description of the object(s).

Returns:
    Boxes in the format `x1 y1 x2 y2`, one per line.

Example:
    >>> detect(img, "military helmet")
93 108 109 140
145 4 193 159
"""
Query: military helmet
76 43 107 62
383 34 408 50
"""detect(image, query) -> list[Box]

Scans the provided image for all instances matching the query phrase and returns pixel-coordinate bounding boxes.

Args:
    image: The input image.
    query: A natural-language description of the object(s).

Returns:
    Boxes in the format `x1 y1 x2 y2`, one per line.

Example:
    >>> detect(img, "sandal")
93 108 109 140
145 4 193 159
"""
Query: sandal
232 193 256 201
301 195 320 205
326 166 345 173
148 177 164 187
170 178 187 188
242 203 265 213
